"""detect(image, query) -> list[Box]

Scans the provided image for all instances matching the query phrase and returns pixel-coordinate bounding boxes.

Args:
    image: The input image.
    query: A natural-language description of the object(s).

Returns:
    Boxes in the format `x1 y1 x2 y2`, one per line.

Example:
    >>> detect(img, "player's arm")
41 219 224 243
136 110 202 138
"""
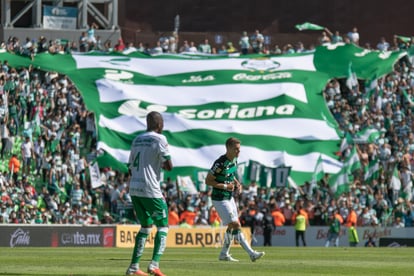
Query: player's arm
162 158 173 171
233 177 242 195
205 172 233 191
160 138 173 171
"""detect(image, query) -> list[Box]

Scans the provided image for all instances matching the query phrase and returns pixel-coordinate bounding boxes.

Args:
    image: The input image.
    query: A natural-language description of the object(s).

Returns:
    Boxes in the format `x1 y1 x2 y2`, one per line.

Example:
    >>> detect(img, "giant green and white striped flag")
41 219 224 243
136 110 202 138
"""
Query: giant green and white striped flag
61 51 345 185
0 43 405 185
77 45 404 185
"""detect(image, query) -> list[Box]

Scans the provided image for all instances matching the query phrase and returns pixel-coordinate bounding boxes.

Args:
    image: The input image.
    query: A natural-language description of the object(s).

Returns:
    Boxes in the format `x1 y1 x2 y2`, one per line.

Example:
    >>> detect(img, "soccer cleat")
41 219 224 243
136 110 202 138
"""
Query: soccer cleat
126 268 148 275
250 251 265 262
147 265 166 276
219 254 239 262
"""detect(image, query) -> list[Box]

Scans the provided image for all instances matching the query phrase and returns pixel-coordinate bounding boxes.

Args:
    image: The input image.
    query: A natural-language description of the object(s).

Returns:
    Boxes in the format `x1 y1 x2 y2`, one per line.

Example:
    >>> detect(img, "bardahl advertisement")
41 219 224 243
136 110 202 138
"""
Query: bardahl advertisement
116 225 252 248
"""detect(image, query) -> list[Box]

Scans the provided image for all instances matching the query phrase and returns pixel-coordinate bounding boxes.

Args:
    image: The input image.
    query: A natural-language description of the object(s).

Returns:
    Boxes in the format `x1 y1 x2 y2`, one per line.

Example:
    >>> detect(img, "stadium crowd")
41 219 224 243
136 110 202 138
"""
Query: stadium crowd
1 28 414 237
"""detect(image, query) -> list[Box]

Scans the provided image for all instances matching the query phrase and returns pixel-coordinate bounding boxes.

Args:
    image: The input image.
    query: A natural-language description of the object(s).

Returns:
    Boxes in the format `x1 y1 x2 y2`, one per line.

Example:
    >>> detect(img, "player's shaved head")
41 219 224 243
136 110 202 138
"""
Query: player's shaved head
146 111 164 133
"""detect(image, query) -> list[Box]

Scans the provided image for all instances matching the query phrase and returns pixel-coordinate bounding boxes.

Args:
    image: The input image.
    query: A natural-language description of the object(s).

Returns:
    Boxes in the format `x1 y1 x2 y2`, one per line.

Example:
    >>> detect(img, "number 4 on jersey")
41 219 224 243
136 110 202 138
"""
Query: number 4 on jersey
133 152 140 170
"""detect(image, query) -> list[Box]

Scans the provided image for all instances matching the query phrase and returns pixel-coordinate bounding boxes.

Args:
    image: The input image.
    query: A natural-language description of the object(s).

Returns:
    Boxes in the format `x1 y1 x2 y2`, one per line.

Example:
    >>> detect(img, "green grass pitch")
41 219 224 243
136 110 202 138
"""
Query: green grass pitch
0 246 413 275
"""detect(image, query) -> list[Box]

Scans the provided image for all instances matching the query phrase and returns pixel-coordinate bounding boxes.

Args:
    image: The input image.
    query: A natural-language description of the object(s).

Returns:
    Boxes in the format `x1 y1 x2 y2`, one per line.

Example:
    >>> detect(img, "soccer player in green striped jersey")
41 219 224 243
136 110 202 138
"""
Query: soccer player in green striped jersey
206 137 265 262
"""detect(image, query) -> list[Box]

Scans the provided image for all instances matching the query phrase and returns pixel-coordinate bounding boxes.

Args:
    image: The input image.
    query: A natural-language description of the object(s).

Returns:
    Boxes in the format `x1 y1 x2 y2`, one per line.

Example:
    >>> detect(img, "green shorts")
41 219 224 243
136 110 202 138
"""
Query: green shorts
131 196 168 227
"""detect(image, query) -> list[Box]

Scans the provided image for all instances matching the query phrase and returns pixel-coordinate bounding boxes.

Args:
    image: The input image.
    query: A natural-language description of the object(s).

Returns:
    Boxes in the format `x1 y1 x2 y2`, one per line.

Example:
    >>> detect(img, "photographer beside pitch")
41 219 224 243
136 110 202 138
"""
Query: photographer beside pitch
205 137 265 262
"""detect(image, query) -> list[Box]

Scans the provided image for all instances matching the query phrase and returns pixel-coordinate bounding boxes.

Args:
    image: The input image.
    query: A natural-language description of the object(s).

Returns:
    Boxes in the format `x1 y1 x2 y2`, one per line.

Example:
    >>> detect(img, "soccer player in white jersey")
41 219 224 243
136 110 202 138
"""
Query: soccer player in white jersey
205 137 264 262
125 111 173 276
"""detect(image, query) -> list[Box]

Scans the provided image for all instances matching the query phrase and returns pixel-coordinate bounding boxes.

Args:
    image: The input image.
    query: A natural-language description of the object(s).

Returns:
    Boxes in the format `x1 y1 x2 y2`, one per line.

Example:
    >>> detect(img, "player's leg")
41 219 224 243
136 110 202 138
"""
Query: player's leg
213 199 238 261
226 198 265 262
232 224 265 261
147 198 169 276
221 225 234 259
126 196 152 275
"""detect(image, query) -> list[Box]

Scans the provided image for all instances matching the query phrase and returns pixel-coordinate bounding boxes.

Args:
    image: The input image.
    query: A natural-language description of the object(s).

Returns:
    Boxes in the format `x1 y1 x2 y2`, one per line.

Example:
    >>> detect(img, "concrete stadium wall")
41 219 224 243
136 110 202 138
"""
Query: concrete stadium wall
118 0 414 48
3 1 411 50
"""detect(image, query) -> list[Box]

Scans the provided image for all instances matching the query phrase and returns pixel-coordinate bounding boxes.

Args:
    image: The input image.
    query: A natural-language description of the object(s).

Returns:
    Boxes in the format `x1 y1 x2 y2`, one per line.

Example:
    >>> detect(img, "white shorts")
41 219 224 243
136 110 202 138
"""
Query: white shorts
212 197 239 226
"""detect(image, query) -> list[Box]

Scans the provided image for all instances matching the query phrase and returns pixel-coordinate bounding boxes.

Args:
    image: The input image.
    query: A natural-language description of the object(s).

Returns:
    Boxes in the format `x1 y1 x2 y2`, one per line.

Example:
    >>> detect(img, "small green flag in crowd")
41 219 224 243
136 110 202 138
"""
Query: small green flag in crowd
328 165 349 196
395 35 412 43
295 22 325 31
364 158 380 183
